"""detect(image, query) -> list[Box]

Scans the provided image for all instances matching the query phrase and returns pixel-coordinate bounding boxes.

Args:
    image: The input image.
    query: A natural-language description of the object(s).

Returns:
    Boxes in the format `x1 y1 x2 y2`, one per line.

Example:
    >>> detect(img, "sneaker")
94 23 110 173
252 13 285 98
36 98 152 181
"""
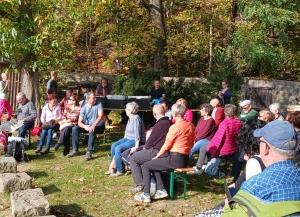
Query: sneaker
129 185 143 193
152 189 168 200
134 193 151 203
188 166 204 175
67 150 79 158
35 147 42 154
109 171 124 177
84 152 92 161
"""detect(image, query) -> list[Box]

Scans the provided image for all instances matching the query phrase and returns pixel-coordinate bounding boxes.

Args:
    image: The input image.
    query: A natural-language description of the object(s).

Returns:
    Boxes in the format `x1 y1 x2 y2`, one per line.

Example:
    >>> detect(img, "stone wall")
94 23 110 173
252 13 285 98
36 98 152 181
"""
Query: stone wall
242 79 300 110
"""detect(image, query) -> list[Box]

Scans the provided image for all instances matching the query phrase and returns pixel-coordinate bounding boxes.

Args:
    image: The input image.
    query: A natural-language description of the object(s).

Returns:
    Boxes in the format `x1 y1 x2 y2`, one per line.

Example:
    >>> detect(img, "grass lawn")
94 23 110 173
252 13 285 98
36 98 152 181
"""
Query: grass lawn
0 132 226 217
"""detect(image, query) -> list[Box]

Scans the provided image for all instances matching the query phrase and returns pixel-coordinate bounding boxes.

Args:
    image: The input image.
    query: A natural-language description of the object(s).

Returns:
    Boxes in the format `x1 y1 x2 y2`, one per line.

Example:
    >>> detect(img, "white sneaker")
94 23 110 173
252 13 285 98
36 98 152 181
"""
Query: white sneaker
152 189 168 200
134 193 151 203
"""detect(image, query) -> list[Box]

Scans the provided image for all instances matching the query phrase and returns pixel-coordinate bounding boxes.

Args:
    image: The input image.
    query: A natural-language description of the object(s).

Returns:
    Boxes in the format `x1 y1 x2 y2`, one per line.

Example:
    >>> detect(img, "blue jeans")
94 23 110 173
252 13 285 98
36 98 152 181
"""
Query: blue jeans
111 138 135 173
190 139 209 157
71 125 105 154
38 128 54 149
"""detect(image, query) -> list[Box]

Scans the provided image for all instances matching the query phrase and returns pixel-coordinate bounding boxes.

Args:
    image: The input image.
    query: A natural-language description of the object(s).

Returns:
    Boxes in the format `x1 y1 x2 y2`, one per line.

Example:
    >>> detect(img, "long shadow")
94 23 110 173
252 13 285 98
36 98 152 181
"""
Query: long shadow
42 184 61 195
51 204 94 217
27 170 48 178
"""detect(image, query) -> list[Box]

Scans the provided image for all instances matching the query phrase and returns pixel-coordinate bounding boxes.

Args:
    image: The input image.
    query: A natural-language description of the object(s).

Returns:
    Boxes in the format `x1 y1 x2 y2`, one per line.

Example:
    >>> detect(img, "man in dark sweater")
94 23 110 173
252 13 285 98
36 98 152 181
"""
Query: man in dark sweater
129 104 171 193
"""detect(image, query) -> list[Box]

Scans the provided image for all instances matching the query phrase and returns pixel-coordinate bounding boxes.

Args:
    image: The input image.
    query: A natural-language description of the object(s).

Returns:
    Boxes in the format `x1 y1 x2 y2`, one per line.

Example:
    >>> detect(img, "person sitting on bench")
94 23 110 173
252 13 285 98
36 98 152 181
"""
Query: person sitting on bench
134 103 194 203
68 92 105 160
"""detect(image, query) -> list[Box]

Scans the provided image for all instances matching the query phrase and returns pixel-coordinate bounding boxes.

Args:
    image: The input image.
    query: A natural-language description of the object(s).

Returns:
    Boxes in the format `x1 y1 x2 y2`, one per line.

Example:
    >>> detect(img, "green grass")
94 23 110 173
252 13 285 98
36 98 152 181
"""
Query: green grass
0 133 225 217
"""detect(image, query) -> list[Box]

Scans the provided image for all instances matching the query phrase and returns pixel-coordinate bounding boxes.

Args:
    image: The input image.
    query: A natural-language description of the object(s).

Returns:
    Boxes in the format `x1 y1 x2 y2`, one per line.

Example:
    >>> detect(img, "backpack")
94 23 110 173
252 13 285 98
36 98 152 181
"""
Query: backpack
222 190 300 217
205 158 222 176
6 137 28 162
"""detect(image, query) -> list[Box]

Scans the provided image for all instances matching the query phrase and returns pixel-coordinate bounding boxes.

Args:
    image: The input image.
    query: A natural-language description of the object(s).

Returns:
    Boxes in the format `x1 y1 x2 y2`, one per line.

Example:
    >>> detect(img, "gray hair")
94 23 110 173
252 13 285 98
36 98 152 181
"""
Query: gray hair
86 91 95 99
16 92 26 99
126 102 139 114
269 103 281 113
270 142 297 159
224 104 238 117
171 103 186 117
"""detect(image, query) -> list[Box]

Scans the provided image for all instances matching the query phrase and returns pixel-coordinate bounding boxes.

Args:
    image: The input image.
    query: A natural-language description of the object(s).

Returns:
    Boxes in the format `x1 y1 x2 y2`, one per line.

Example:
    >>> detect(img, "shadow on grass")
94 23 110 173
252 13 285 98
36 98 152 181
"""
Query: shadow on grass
26 152 56 161
42 184 61 195
27 170 48 178
51 203 94 217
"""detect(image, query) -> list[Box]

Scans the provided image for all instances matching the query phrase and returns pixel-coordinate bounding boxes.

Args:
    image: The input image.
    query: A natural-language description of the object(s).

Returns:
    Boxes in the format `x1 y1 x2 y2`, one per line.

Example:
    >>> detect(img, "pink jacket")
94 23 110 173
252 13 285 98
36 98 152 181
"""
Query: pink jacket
207 117 242 157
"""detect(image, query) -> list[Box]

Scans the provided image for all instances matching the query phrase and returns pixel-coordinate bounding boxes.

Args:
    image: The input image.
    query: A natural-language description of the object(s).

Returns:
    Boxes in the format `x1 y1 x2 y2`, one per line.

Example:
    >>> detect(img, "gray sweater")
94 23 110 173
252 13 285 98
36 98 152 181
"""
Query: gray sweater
16 100 37 123
124 114 145 144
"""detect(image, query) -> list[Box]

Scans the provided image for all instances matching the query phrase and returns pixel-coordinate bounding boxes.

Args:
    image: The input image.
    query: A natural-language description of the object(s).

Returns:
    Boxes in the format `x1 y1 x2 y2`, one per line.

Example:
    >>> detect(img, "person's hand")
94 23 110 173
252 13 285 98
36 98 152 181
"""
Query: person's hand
83 125 90 132
88 125 95 133
130 147 137 154
152 155 159 160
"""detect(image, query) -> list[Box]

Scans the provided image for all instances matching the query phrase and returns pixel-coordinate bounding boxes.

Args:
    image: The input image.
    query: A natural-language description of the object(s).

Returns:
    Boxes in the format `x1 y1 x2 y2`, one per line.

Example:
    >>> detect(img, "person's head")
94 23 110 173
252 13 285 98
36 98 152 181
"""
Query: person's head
50 71 57 80
209 98 220 108
65 89 73 98
258 110 275 123
68 93 79 106
222 80 229 89
224 104 238 117
269 103 281 116
160 101 170 112
176 98 188 108
153 104 165 120
240 100 252 114
254 120 297 166
16 92 27 105
200 103 214 117
125 102 139 116
101 78 108 87
286 111 300 130
171 103 186 118
154 80 161 89
1 73 8 81
48 98 58 107
86 92 96 106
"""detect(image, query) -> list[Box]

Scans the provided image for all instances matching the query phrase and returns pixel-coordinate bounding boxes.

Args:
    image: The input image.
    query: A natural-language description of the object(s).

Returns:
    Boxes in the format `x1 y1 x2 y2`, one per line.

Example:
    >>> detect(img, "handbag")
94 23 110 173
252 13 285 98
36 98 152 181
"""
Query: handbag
31 126 42 136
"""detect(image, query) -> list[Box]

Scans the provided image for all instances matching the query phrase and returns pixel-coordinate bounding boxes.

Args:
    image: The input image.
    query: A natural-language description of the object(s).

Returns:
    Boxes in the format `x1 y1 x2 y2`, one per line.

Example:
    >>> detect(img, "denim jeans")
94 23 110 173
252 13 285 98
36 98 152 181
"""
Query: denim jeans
111 138 135 173
71 125 105 154
190 139 209 157
38 128 54 149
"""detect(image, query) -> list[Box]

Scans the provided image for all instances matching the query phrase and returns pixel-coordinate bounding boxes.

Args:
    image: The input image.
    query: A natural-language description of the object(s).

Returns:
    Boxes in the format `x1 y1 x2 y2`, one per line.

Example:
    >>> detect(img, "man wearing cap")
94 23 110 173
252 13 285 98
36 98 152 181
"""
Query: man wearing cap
239 100 258 122
240 120 300 202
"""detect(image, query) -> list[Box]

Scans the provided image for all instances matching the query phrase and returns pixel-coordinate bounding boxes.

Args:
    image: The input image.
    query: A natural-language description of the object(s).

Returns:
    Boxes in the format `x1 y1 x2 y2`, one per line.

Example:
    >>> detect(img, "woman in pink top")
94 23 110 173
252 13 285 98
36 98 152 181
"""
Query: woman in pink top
172 98 193 123
36 98 62 154
192 104 242 174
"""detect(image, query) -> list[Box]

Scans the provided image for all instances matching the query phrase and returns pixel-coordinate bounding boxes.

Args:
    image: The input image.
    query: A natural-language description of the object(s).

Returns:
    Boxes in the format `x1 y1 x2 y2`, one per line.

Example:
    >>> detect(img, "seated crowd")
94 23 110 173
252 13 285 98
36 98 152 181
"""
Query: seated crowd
1 75 299 216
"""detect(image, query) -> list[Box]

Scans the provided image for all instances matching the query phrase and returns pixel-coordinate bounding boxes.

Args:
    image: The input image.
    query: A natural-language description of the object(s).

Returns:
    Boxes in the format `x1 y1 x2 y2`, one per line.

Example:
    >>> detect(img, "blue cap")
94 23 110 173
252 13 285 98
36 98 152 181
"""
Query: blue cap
253 120 297 150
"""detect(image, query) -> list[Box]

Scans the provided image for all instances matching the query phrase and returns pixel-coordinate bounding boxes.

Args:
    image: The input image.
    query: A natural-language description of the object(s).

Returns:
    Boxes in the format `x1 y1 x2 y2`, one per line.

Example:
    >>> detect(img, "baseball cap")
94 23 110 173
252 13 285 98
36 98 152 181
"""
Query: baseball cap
240 100 251 107
253 120 297 150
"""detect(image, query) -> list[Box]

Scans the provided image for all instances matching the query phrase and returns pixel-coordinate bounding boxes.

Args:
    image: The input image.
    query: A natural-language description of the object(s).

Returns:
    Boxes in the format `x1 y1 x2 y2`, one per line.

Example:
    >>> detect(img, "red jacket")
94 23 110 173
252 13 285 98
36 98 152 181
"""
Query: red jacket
213 106 225 127
207 117 242 157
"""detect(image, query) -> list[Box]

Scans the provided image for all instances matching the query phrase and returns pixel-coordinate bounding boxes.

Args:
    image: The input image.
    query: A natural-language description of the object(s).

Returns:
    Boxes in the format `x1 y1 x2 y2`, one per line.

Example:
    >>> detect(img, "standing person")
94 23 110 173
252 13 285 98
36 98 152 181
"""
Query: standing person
134 103 194 203
15 92 37 138
96 78 111 96
0 73 13 123
46 71 58 93
149 80 166 106
68 92 105 160
218 80 232 105
36 98 62 154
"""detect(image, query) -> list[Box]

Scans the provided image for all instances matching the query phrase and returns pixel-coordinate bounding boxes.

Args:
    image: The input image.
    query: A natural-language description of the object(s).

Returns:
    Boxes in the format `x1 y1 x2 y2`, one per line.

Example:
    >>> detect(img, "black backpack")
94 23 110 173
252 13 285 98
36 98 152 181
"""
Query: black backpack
6 140 27 162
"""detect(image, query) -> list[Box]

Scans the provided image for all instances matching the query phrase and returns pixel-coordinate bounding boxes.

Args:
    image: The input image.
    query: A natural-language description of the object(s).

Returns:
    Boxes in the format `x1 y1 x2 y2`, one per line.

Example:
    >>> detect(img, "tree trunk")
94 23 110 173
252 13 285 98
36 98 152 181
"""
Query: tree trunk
148 0 167 71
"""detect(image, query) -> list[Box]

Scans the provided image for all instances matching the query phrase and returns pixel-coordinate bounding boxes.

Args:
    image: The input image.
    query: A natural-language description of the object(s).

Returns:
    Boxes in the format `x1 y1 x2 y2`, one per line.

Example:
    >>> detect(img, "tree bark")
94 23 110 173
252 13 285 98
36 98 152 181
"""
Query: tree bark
147 0 168 71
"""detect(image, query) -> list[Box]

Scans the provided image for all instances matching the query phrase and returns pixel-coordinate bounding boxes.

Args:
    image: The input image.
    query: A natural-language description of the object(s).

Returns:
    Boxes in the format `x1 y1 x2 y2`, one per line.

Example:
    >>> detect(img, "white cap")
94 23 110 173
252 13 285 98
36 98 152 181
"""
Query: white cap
239 100 251 107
